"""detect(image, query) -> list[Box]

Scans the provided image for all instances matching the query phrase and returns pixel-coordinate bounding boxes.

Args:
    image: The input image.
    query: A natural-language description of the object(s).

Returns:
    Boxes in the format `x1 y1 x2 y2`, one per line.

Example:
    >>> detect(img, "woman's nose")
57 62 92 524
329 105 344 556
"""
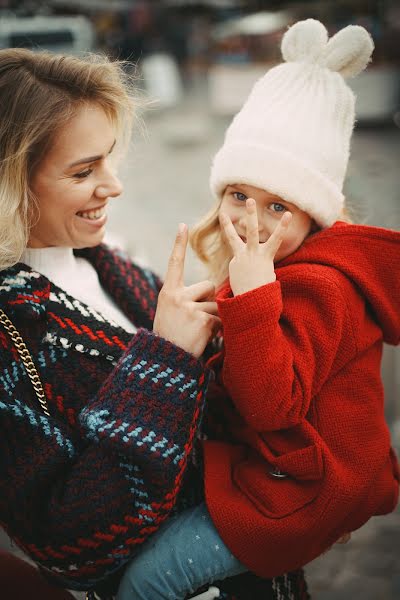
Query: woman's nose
96 171 123 199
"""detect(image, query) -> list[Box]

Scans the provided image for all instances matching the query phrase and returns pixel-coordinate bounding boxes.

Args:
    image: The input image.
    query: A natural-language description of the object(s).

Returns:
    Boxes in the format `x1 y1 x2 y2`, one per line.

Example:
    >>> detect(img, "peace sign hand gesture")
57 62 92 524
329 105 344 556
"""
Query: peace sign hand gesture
153 223 221 358
220 198 292 297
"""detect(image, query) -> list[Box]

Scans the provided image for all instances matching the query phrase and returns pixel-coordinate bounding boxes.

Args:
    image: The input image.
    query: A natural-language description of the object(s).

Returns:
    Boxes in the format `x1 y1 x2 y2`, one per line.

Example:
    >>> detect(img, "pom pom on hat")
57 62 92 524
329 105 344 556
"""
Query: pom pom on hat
281 19 374 78
210 19 374 228
323 25 374 78
281 19 328 65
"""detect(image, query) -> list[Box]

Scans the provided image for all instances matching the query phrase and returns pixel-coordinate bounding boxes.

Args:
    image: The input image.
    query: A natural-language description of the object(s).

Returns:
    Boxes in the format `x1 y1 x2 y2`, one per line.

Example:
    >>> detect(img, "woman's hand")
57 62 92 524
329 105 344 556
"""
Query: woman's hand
323 532 352 555
220 198 291 296
336 532 351 544
154 223 221 358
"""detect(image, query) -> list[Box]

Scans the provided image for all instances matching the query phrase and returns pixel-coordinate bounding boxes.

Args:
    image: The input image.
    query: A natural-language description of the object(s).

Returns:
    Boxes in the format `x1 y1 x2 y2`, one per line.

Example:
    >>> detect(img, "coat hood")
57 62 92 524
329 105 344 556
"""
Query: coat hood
279 221 400 345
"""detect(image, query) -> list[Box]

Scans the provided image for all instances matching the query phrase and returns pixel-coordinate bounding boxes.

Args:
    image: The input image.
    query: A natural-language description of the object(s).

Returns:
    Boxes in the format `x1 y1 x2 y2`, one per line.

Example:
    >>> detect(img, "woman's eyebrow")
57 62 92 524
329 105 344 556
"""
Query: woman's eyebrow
68 139 116 168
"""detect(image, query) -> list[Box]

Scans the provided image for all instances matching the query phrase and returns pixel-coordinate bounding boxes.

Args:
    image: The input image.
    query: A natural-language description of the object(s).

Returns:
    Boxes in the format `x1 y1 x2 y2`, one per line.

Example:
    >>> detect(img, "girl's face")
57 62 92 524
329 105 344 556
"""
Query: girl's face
220 183 314 262
28 103 123 249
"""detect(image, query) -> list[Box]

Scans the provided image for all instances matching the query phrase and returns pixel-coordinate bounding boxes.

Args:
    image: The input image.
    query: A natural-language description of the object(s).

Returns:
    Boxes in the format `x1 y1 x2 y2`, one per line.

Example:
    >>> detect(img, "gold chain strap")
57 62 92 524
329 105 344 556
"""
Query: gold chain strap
1 308 104 600
0 307 50 416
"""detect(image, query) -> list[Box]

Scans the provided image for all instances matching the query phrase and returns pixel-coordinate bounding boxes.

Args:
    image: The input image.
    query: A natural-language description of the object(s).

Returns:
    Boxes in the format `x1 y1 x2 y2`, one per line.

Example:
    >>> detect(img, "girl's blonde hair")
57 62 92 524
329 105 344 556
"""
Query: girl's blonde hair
190 196 353 288
0 48 137 271
190 200 230 288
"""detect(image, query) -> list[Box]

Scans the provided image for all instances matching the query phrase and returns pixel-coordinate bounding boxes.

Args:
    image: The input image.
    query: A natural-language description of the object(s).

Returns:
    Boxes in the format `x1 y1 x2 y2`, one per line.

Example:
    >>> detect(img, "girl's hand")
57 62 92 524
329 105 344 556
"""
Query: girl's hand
220 198 292 296
154 223 221 358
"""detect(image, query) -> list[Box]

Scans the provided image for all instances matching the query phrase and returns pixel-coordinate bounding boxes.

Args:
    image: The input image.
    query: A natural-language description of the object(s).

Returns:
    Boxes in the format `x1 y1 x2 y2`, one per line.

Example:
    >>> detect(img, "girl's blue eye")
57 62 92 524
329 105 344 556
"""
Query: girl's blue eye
74 168 93 179
271 202 286 212
233 192 247 202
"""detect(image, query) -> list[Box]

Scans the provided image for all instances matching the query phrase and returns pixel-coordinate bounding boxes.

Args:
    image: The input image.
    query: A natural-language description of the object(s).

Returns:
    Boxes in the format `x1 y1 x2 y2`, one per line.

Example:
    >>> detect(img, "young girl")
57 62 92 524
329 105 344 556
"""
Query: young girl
116 19 400 600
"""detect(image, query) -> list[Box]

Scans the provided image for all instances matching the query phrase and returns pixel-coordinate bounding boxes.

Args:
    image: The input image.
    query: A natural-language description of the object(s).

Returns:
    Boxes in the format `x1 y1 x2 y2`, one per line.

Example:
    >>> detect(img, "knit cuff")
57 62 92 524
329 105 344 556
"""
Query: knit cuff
80 327 210 446
127 327 209 382
217 281 283 336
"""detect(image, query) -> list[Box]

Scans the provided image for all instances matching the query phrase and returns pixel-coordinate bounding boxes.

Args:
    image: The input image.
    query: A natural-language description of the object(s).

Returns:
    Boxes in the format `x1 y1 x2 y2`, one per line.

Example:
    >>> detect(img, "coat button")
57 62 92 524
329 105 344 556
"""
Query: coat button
269 466 288 478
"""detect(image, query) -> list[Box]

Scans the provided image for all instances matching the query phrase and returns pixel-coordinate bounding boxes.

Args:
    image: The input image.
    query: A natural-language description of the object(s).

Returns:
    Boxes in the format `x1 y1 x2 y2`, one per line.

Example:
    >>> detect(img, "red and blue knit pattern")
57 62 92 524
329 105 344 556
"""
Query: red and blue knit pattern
0 245 208 590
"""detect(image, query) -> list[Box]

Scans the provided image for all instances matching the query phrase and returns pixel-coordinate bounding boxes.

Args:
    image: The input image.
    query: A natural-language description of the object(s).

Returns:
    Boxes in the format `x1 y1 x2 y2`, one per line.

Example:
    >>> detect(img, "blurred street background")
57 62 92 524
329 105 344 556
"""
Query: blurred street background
0 0 399 598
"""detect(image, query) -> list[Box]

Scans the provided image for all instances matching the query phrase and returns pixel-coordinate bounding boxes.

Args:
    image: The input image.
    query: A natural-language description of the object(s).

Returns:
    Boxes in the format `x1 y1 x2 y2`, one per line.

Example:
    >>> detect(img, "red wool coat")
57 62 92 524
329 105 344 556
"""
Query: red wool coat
203 222 400 578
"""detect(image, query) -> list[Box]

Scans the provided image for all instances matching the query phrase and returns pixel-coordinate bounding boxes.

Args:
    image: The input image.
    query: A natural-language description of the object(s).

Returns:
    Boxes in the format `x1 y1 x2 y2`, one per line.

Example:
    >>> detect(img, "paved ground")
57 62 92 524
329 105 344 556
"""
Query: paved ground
2 86 399 599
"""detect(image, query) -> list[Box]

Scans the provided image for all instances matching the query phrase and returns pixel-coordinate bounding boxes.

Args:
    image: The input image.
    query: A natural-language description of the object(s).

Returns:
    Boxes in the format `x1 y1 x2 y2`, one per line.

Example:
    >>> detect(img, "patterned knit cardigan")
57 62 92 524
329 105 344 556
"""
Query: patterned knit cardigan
0 244 309 600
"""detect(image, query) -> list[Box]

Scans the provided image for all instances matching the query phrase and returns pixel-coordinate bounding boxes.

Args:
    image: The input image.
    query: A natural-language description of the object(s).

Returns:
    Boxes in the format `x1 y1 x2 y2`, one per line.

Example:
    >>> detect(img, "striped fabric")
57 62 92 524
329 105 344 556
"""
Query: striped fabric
0 244 208 591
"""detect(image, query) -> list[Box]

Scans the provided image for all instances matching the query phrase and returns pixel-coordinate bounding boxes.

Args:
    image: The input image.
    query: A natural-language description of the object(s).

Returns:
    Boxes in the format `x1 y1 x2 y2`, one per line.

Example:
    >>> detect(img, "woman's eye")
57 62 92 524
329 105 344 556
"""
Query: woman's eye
233 192 248 202
270 202 286 213
73 168 93 179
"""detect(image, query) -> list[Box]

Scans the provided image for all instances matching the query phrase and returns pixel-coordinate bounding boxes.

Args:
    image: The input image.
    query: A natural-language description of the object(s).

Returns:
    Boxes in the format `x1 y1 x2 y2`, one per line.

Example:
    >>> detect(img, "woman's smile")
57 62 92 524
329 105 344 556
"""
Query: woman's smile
76 205 108 225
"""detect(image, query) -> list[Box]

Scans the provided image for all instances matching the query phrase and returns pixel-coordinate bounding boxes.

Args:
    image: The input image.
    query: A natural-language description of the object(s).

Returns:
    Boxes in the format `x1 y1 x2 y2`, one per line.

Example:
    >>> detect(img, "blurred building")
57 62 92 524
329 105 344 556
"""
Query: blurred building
1 0 398 122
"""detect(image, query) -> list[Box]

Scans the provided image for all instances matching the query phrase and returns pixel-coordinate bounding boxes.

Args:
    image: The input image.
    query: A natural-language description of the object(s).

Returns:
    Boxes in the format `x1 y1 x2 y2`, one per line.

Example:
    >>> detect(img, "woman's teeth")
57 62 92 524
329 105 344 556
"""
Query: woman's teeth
77 208 105 220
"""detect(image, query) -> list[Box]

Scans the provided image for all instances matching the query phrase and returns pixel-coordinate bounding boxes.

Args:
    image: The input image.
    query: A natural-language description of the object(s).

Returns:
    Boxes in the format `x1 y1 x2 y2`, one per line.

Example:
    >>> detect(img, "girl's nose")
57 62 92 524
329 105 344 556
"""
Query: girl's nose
257 211 266 234
238 209 266 234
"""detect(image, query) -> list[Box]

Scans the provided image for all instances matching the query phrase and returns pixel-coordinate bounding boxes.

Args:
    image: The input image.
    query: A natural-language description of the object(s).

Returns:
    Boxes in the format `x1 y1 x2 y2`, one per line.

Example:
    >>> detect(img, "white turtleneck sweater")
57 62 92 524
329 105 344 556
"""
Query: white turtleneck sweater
21 247 136 333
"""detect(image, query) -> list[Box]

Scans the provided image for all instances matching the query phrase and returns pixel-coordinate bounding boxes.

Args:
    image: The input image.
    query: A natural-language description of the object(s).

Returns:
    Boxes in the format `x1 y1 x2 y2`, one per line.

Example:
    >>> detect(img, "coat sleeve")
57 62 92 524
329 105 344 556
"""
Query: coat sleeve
0 328 209 589
217 270 355 431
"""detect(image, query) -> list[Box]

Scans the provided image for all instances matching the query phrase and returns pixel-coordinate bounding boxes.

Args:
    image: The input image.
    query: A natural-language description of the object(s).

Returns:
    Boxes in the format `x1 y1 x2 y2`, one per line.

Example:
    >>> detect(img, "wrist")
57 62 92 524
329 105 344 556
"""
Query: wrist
232 273 277 296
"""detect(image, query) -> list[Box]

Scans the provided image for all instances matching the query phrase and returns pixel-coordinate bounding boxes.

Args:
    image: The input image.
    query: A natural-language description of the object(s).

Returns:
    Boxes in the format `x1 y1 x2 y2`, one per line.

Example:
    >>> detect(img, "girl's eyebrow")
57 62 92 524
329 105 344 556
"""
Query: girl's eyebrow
227 183 246 190
228 184 283 202
68 140 116 168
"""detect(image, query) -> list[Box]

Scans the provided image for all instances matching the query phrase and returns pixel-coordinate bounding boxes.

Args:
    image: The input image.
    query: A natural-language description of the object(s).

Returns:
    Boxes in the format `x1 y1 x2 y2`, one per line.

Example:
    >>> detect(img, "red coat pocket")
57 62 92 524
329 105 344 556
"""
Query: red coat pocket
233 443 324 519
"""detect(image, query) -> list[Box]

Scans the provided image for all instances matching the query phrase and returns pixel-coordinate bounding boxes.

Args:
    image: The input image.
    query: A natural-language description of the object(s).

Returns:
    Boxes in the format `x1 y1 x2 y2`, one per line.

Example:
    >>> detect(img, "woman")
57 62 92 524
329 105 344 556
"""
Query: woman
0 48 310 599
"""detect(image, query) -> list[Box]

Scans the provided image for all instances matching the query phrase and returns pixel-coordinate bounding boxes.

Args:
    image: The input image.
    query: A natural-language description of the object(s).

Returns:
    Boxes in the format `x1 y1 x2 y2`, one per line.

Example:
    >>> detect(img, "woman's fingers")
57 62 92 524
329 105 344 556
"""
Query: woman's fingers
164 223 188 289
337 533 351 544
219 212 243 255
265 212 292 258
208 315 222 340
186 280 216 301
196 301 219 316
245 198 259 251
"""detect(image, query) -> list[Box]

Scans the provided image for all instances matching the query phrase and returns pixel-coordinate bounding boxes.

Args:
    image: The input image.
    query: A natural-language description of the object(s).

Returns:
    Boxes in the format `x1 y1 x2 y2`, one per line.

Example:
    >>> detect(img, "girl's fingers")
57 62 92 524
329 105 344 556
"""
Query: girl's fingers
245 198 259 251
219 212 243 255
265 212 292 258
186 280 216 301
164 223 188 289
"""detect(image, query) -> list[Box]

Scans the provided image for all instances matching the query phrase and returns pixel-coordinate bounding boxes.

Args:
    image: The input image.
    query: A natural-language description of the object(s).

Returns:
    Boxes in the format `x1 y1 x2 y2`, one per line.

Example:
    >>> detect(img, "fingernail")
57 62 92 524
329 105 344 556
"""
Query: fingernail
178 223 186 233
247 198 255 207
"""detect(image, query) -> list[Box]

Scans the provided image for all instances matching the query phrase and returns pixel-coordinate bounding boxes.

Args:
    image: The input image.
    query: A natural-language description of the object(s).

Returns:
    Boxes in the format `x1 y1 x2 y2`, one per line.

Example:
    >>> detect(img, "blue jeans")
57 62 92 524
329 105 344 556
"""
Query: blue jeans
116 503 247 600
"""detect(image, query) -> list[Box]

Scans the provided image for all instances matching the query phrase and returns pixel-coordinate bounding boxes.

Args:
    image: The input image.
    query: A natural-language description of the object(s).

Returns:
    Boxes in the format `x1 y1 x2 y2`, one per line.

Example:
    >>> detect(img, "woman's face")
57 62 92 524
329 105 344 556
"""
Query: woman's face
28 104 123 249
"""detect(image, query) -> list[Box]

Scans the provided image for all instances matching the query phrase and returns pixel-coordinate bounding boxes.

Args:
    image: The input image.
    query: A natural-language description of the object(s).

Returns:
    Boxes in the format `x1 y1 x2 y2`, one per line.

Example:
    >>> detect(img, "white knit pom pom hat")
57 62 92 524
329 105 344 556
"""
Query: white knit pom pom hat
210 19 374 228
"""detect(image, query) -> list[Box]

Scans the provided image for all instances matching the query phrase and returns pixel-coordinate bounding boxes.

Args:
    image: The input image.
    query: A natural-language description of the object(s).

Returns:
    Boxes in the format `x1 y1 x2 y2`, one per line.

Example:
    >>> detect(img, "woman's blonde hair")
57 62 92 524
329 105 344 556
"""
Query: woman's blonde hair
0 48 137 271
190 196 353 288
